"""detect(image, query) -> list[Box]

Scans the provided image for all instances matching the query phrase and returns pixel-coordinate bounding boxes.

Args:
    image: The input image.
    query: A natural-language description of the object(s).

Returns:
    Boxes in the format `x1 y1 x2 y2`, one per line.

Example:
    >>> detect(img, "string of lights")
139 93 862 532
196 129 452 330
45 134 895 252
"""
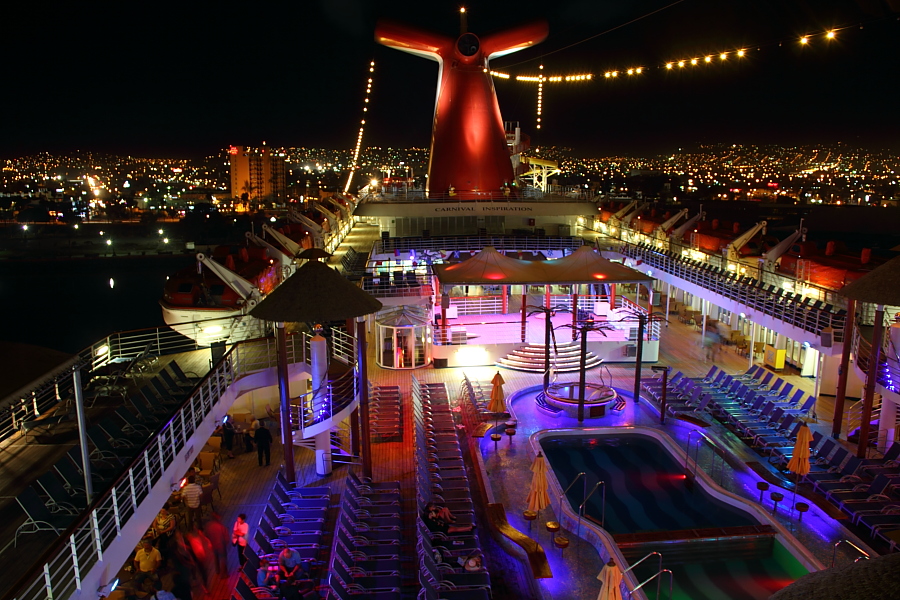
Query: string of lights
491 20 897 133
344 60 375 194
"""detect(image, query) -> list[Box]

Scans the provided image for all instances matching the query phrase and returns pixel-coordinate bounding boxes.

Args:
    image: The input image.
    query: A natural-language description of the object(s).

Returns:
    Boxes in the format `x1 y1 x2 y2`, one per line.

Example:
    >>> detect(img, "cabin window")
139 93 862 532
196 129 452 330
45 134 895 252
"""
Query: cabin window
177 283 193 293
210 285 226 297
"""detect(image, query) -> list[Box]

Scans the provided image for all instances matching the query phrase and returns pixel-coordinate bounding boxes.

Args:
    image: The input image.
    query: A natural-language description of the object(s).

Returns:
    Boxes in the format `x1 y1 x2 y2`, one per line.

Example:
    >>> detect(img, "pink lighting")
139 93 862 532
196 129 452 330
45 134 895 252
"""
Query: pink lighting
376 18 547 199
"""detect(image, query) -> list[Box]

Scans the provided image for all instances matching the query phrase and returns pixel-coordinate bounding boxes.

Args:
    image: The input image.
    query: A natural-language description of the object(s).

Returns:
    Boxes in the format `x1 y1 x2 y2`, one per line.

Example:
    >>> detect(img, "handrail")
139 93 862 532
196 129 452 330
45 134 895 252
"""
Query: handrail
630 568 673 600
557 473 586 534
831 539 870 568
4 326 354 600
614 242 847 340
578 481 606 536
623 552 664 600
853 325 900 396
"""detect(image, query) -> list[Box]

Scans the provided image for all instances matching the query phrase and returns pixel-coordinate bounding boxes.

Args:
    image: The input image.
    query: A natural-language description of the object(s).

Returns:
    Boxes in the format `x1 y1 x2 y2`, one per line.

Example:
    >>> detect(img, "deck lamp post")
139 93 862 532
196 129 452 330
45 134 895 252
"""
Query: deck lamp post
557 318 615 423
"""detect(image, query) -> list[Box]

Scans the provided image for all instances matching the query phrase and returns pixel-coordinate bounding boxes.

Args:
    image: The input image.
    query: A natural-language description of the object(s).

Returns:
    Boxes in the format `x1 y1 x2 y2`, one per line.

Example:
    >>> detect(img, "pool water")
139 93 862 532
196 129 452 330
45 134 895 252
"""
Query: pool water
540 434 805 600
542 435 755 533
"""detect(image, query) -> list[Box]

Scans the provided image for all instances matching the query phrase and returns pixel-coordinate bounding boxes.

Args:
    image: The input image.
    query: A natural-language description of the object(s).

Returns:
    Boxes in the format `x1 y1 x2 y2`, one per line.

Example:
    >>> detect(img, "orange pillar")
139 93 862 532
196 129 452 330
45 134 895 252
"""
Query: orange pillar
610 284 617 309
545 285 551 309
572 290 578 341
502 285 508 314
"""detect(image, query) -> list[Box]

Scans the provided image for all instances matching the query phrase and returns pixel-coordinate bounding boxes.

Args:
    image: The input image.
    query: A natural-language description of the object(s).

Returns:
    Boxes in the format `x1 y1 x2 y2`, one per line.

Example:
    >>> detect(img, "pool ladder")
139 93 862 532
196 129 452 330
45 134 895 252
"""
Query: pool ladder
621 551 668 599
557 472 606 539
685 430 725 486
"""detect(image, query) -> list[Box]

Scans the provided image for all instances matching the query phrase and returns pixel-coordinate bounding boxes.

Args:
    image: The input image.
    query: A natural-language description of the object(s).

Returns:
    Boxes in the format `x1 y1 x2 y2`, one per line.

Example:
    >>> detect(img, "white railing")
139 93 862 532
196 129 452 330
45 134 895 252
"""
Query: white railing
360 275 435 299
616 242 847 340
289 369 359 436
4 324 357 600
0 324 208 446
372 235 584 255
450 296 504 316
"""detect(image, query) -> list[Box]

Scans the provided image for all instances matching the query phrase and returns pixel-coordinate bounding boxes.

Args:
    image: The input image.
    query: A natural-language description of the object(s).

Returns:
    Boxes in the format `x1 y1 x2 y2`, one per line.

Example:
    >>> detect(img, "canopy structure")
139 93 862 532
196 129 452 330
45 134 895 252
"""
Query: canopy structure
840 254 900 306
432 245 654 287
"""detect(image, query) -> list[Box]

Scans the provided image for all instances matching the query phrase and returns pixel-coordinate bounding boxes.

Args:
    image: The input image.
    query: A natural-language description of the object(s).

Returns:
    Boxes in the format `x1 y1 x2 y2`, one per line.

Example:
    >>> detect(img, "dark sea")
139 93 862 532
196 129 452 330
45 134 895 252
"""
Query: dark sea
0 256 191 354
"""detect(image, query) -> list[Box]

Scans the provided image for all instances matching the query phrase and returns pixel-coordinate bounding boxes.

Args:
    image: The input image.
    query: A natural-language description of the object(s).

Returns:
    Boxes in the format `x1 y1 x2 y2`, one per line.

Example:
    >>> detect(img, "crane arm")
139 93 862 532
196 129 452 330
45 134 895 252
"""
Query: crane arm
725 221 767 261
288 210 326 249
656 208 689 234
314 203 339 233
671 212 702 241
612 200 638 219
196 253 259 302
763 228 805 269
254 228 298 265
620 202 647 226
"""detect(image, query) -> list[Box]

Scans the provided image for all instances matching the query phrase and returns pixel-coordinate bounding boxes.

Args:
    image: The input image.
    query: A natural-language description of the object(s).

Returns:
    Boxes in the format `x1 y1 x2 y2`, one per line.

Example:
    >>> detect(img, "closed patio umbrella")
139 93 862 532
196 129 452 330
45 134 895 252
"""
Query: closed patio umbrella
786 422 812 517
488 371 506 413
597 559 624 600
526 452 550 514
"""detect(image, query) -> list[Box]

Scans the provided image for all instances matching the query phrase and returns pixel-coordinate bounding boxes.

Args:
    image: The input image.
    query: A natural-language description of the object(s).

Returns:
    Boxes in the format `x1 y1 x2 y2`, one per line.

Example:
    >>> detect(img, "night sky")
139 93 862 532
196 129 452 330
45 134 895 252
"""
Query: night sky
3 0 899 158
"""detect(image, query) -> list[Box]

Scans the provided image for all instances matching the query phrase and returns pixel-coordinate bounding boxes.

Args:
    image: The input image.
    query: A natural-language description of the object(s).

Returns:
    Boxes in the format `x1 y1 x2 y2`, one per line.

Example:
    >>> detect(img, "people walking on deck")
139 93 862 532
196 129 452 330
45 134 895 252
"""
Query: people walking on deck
232 513 249 568
255 423 273 467
204 512 230 575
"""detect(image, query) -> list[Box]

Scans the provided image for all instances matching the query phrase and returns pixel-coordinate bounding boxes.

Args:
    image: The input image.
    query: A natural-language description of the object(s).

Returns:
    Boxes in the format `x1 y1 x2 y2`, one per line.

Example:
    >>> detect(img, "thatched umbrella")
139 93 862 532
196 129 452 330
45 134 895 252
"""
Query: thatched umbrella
838 255 900 458
296 247 332 261
251 260 382 480
770 552 900 600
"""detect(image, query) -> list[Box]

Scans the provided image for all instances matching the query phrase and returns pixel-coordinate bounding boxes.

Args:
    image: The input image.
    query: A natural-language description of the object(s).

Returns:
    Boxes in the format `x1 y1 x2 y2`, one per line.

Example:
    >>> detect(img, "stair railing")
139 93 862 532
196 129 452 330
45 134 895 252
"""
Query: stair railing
629 568 673 600
622 552 663 599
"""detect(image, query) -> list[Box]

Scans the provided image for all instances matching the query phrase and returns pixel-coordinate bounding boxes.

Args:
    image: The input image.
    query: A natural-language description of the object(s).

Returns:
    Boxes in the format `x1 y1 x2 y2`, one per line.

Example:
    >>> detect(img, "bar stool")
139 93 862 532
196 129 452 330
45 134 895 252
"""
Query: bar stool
795 502 809 523
505 427 516 444
523 510 537 530
756 481 769 504
770 492 784 516
554 535 570 556
546 520 560 545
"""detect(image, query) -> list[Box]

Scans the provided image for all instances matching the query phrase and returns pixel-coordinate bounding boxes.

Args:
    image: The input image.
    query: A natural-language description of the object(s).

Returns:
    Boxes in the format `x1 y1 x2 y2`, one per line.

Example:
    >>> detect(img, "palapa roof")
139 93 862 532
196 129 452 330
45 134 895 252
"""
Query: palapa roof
296 247 332 261
250 260 382 322
839 255 900 306
432 245 654 287
770 552 900 600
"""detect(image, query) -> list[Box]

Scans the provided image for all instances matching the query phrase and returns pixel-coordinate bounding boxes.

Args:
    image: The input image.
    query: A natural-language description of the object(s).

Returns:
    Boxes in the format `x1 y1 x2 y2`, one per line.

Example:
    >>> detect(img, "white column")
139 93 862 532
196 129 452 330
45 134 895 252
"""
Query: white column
749 321 759 369
802 347 818 378
310 334 332 476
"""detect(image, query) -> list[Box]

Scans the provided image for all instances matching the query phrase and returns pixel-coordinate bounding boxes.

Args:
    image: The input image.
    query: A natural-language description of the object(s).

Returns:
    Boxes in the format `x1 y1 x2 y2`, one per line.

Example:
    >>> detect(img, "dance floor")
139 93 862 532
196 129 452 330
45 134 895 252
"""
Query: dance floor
446 311 632 345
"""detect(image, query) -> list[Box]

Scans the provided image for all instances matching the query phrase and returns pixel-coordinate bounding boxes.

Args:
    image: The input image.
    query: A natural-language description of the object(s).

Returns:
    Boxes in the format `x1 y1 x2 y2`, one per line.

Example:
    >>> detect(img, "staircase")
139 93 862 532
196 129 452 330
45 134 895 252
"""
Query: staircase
497 342 602 373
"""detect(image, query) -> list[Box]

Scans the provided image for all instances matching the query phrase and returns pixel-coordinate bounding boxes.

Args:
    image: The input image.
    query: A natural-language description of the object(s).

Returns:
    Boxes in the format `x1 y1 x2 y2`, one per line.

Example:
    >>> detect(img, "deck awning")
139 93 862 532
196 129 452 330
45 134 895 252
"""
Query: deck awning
433 246 654 287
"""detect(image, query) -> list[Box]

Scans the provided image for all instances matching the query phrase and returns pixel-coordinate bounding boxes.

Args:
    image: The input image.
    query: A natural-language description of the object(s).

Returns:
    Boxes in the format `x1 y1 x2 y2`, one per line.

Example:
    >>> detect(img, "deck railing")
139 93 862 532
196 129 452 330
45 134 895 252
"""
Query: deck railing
853 325 900 397
0 323 209 446
4 326 357 600
360 274 435 299
616 242 847 341
372 235 584 255
449 295 504 316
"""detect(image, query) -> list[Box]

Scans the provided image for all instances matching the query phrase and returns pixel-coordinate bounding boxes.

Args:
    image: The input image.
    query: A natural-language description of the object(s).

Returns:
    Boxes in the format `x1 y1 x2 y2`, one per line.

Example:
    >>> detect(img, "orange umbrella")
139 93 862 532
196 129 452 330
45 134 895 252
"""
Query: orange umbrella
526 452 550 513
488 371 506 413
786 423 812 477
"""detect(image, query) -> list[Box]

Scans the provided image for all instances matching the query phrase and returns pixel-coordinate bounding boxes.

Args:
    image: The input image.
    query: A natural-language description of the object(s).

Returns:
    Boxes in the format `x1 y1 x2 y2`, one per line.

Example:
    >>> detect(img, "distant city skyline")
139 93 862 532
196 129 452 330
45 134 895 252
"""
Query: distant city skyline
3 1 899 158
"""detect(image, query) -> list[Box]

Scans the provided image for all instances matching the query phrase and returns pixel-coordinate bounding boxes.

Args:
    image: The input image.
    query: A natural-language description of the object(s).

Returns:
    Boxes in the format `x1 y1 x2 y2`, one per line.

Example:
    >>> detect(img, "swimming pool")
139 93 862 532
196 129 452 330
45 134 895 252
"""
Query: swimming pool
537 429 812 600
